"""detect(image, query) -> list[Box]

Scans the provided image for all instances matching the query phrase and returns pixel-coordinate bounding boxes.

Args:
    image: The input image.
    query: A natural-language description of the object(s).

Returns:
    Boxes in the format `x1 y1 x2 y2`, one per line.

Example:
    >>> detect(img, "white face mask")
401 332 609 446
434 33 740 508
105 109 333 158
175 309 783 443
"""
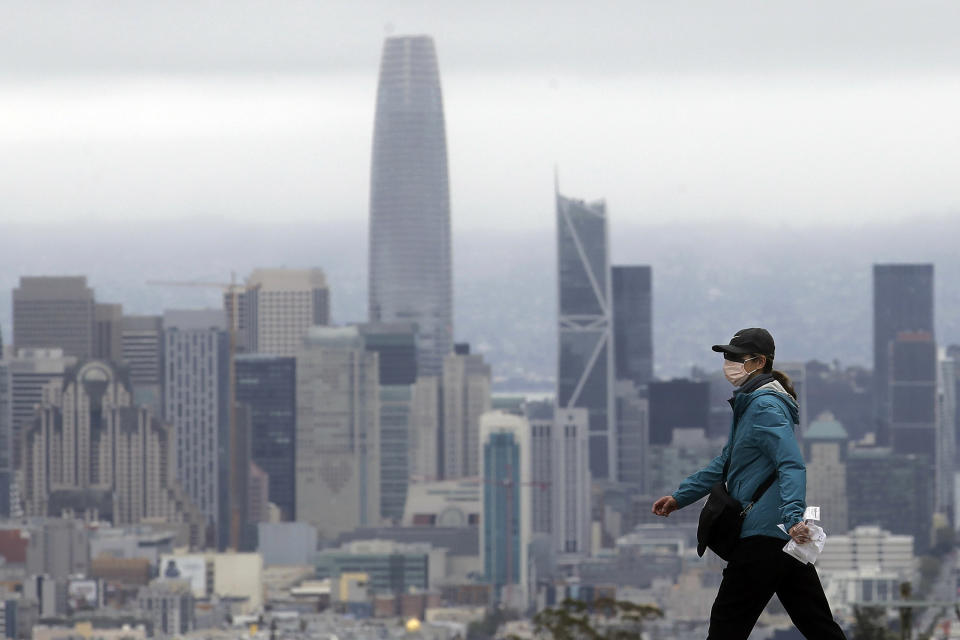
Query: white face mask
723 356 760 386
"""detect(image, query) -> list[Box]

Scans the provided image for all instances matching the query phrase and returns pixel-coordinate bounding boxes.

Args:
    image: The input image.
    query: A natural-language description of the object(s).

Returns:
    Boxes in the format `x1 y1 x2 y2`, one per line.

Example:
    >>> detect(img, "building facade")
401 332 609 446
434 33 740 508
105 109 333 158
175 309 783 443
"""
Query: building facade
611 266 653 388
234 354 297 521
480 411 531 606
803 413 849 534
0 361 11 517
552 408 591 556
136 580 195 637
556 193 615 480
239 268 330 357
442 346 491 479
162 310 230 547
120 315 164 416
296 327 380 539
368 35 453 377
13 276 95 359
873 264 934 441
21 361 204 539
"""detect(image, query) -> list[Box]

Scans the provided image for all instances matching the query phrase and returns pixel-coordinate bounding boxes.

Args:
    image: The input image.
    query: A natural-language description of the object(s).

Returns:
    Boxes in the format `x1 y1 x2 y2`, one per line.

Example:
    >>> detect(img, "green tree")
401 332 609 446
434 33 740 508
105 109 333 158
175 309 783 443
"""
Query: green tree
527 598 662 640
851 606 896 640
468 607 521 640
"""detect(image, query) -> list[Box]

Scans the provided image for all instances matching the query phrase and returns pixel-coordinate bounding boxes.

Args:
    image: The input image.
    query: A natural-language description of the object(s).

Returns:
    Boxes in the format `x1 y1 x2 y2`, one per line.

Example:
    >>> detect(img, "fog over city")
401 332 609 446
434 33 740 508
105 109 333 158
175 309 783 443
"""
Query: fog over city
2 2 960 639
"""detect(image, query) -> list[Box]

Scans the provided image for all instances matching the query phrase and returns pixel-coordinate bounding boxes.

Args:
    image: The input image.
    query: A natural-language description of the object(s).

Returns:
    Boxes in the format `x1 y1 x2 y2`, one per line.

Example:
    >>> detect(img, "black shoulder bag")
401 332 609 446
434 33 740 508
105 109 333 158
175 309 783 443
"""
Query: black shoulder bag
696 457 777 560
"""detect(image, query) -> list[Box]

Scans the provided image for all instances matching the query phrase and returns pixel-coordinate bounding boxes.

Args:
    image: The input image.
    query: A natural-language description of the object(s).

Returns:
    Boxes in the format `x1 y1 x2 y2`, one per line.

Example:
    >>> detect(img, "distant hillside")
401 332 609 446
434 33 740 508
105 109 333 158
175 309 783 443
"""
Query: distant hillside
1 215 958 387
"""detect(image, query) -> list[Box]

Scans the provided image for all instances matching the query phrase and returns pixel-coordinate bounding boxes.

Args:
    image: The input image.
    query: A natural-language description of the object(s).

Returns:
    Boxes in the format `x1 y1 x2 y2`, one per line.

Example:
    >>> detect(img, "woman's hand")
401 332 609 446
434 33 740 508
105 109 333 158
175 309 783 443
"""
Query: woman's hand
652 495 678 517
789 521 811 544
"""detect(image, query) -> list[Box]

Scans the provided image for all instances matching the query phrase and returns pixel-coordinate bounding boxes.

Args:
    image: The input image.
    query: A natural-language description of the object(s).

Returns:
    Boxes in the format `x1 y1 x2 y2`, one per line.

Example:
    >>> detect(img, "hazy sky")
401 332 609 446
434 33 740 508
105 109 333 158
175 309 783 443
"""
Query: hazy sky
3 0 960 231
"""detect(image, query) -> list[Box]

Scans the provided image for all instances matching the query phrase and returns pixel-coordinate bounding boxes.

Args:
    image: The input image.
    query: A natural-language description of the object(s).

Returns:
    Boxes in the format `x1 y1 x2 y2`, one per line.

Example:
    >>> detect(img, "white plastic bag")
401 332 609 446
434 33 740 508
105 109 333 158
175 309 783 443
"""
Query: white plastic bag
777 521 826 564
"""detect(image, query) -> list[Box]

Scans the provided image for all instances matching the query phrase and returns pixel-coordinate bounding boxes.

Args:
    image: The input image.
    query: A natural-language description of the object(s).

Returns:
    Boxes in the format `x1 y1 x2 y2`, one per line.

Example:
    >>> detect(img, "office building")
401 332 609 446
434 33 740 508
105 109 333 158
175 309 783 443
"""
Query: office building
409 376 440 482
94 303 124 364
137 580 195 637
402 478 480 527
873 264 934 439
526 402 554 535
615 381 649 489
552 408 591 556
163 310 231 547
480 411 531 606
235 354 297 520
120 315 164 415
611 266 653 388
847 448 934 553
314 540 442 595
556 193 615 480
888 332 937 458
937 354 957 517
442 345 491 479
8 348 77 471
648 380 710 445
803 413 849 534
296 326 380 539
239 268 330 357
358 323 417 522
13 276 95 359
21 360 205 538
0 361 10 517
369 35 453 377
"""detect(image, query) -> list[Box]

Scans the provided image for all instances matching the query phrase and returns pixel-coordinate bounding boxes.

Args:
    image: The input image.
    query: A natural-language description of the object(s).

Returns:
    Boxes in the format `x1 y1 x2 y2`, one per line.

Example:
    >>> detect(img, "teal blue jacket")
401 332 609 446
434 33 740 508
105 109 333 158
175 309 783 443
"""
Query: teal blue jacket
672 381 806 540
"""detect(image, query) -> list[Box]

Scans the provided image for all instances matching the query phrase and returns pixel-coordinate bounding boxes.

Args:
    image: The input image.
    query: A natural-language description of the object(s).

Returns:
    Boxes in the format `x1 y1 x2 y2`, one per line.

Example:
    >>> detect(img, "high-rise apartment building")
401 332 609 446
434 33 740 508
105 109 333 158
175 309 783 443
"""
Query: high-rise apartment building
552 408 591 557
137 580 195 637
369 35 453 377
163 310 230 547
296 327 380 539
235 355 297 521
359 323 417 523
556 193 615 480
13 276 95 358
21 360 204 541
940 352 958 517
442 345 491 479
480 411 531 607
239 268 330 357
611 266 653 388
873 264 934 439
120 315 164 415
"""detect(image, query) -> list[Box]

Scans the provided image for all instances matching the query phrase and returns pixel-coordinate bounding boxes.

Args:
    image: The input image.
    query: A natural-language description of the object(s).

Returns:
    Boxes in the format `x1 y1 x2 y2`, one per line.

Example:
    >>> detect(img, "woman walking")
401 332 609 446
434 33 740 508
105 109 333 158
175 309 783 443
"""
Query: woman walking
652 328 846 639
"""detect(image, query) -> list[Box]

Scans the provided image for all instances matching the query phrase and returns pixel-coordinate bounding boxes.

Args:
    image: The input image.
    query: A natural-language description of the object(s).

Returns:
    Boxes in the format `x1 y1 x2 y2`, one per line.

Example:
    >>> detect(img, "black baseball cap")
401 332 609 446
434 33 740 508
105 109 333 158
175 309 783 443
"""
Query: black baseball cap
712 328 775 357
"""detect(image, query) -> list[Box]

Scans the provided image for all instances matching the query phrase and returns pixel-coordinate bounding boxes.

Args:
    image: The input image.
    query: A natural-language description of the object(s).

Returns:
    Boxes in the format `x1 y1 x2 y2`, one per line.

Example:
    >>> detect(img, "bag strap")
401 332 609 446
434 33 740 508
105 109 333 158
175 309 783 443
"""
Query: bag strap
740 472 778 517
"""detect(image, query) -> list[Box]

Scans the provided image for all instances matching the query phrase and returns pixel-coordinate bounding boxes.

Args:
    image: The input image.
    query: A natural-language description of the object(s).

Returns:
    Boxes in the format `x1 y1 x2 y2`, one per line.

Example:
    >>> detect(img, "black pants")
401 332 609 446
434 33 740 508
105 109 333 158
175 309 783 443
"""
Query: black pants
707 536 847 639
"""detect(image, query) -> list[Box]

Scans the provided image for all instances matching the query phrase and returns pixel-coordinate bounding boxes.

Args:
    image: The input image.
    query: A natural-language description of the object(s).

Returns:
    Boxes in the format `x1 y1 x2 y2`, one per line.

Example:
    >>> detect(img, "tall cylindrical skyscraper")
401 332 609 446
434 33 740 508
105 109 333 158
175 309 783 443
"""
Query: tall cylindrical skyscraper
369 35 453 377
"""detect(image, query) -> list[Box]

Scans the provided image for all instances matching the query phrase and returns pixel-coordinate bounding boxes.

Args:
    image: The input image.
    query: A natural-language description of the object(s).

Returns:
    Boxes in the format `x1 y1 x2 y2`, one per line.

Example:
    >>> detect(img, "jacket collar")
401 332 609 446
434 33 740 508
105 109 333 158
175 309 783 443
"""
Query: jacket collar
727 372 775 409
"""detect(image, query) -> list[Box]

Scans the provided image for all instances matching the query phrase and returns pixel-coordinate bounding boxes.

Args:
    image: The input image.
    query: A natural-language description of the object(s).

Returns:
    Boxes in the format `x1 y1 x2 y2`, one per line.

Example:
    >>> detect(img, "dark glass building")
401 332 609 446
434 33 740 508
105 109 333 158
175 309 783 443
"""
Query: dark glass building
368 35 452 377
873 264 934 439
889 334 936 456
648 380 710 445
234 354 297 521
847 448 934 553
612 266 653 388
557 193 615 480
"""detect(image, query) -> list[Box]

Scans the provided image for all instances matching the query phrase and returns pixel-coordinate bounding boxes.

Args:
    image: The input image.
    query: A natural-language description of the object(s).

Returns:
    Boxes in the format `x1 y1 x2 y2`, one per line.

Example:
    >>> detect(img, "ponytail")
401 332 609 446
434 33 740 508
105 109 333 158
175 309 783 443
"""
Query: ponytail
771 370 798 400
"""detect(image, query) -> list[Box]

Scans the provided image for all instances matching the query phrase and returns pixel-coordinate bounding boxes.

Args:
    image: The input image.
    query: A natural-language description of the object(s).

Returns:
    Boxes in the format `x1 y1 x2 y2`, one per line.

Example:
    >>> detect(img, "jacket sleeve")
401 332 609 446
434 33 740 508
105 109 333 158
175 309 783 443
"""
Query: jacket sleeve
752 399 806 529
672 444 729 509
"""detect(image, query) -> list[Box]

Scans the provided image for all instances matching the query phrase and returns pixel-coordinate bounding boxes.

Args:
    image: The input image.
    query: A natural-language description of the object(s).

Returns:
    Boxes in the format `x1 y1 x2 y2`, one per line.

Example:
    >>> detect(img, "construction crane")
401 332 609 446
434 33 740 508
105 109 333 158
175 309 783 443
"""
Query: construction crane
147 273 250 552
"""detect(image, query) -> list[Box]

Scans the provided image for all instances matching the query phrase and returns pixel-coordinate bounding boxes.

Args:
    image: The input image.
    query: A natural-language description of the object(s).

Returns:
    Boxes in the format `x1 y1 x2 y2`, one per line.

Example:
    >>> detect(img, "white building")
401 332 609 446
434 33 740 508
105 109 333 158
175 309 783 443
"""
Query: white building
442 348 491 479
240 268 330 357
818 526 914 574
296 326 380 539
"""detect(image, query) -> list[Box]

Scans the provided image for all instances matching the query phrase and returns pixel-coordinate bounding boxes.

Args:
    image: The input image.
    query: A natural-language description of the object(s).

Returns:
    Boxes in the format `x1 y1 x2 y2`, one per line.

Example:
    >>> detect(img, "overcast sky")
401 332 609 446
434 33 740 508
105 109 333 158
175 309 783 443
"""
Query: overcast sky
2 0 959 231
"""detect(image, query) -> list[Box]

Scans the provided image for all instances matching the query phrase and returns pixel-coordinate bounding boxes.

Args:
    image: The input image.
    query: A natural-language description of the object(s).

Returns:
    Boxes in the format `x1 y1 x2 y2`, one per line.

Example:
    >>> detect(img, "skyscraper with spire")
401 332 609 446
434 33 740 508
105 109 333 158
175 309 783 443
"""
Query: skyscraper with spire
368 35 453 377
